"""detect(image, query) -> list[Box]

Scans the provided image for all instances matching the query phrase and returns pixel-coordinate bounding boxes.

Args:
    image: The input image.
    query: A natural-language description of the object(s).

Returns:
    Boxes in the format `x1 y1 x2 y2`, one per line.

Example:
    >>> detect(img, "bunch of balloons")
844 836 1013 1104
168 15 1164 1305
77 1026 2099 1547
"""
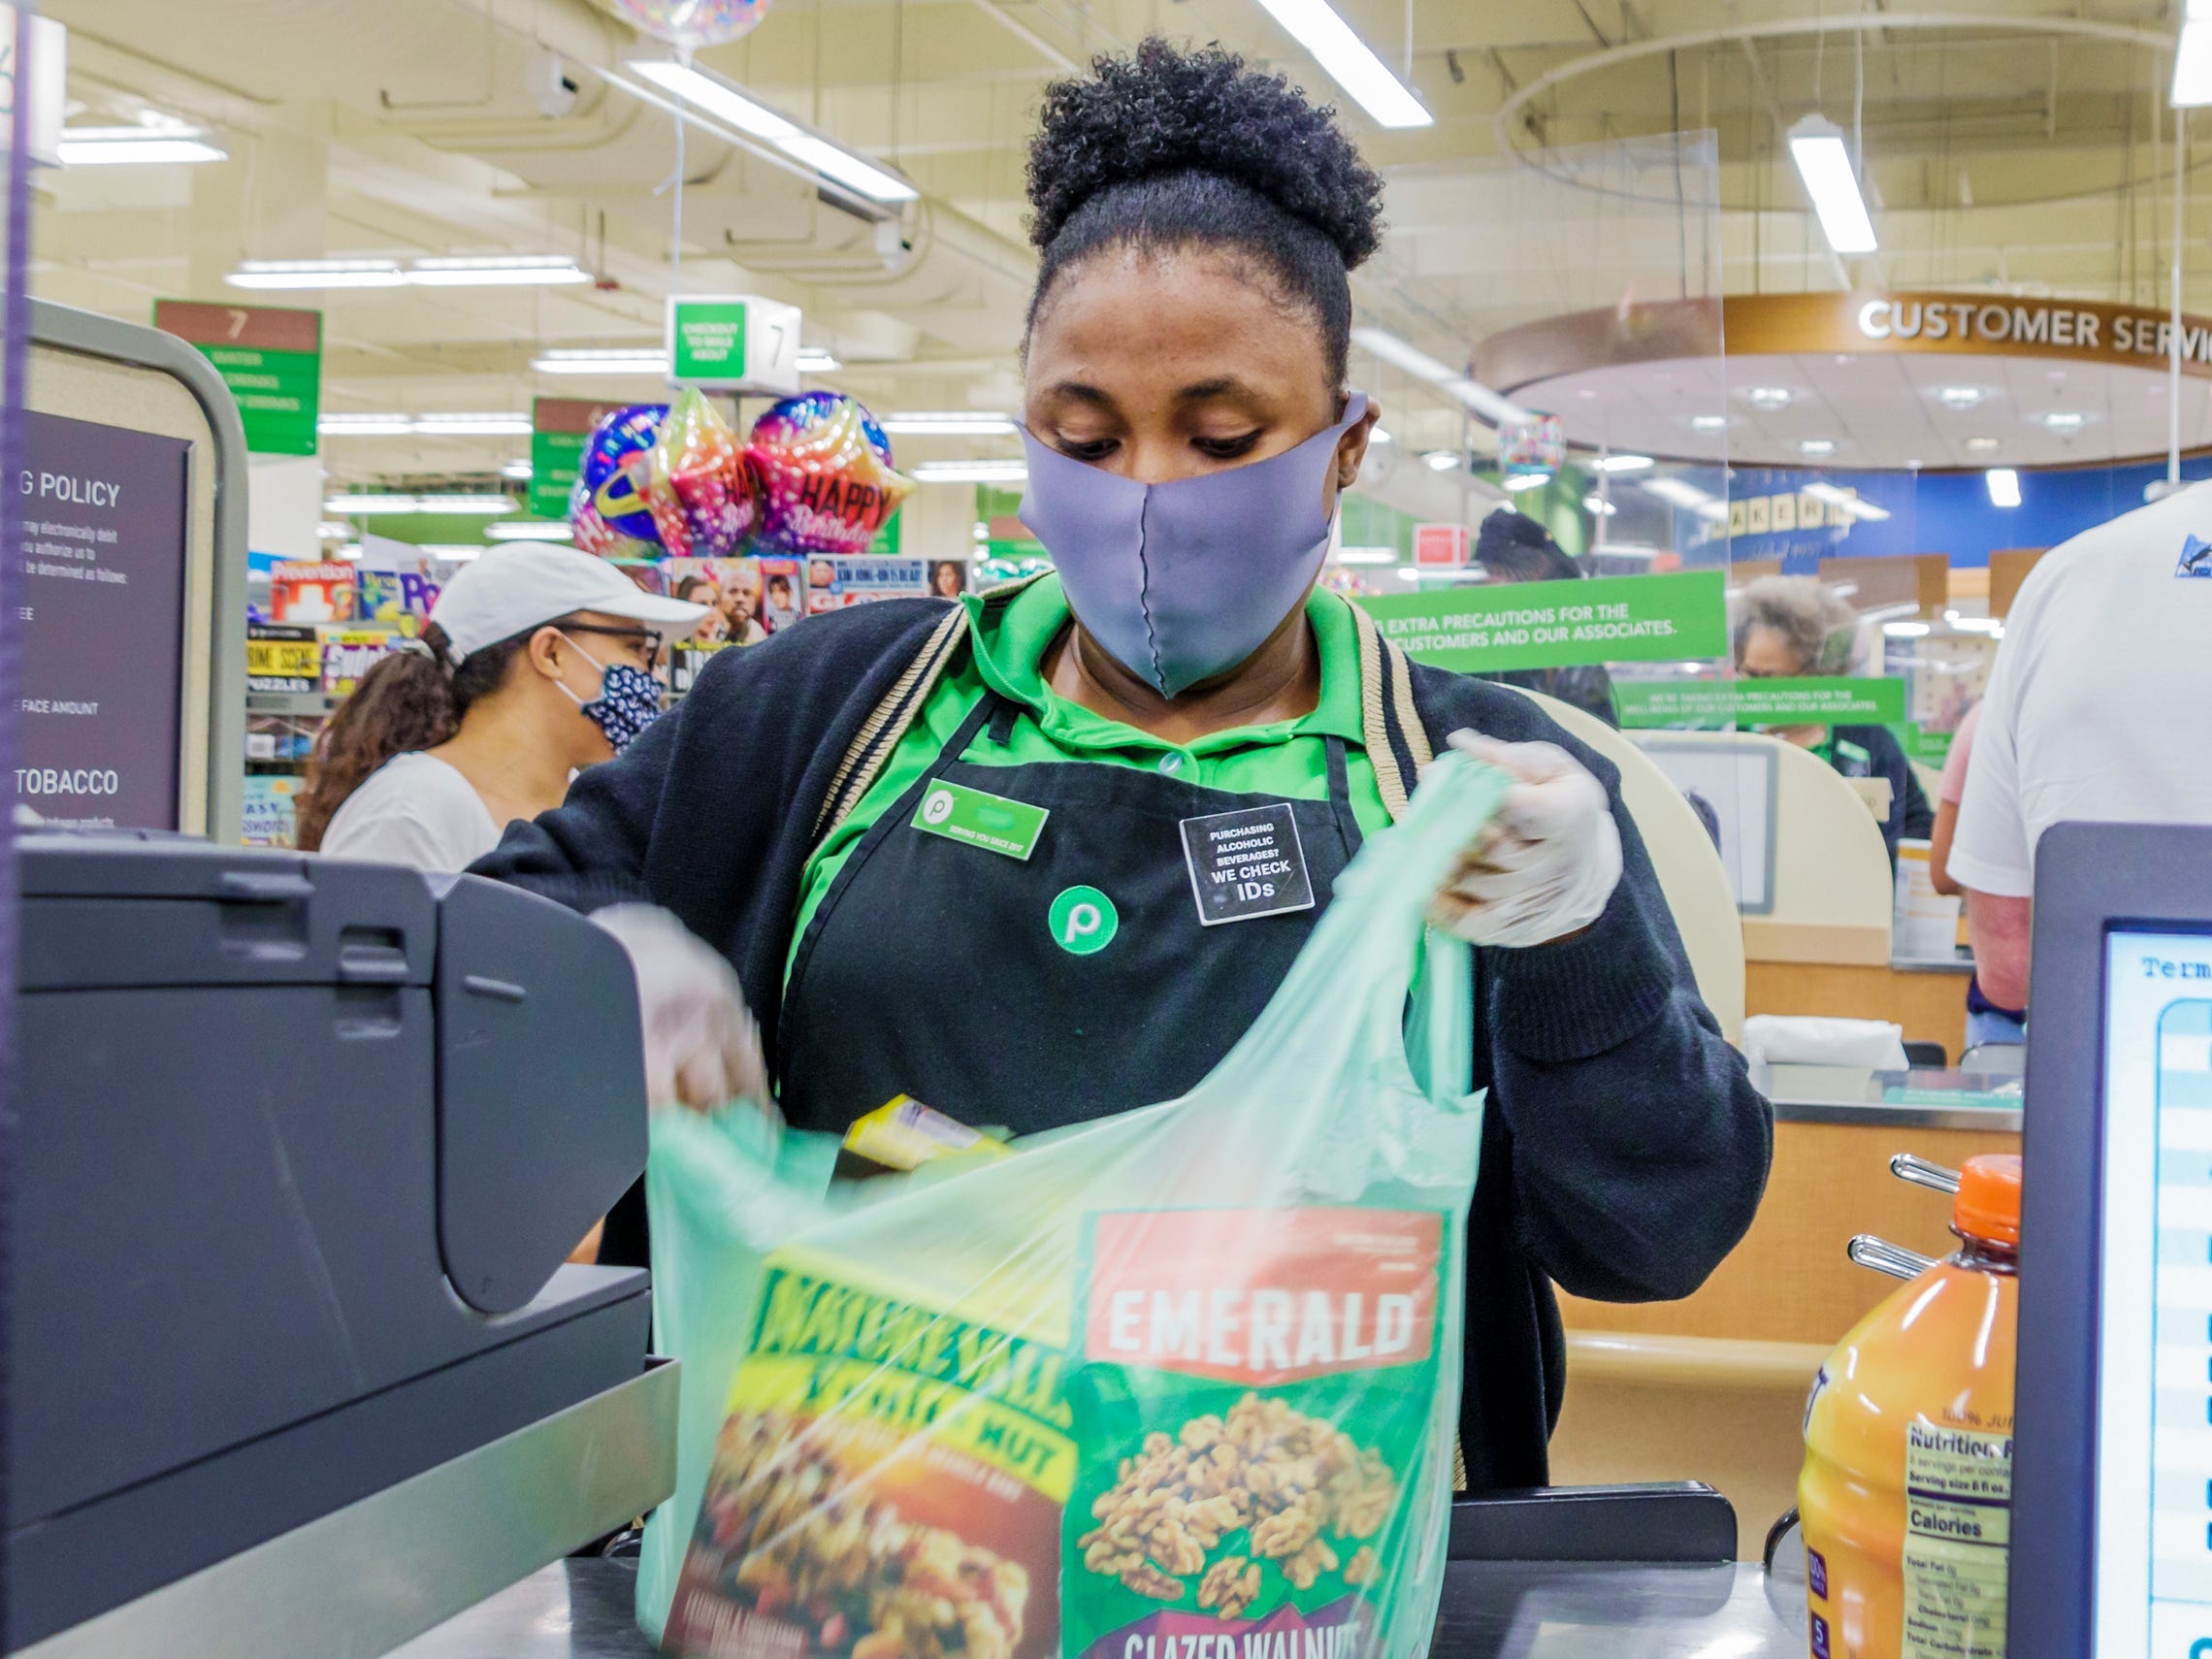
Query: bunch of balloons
569 388 916 562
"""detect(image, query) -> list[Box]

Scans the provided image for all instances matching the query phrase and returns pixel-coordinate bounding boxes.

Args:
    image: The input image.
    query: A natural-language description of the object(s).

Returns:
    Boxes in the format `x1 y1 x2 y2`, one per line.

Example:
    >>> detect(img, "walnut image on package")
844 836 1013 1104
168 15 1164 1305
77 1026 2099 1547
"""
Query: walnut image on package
699 1412 1030 1659
1074 1393 1399 1615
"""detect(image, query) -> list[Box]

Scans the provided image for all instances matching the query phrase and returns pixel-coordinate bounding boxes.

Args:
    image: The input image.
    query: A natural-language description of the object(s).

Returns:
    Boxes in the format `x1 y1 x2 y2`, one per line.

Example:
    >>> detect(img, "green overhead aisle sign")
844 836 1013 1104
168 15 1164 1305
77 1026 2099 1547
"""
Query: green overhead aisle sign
1614 675 1908 728
665 294 802 393
530 397 628 520
154 300 321 456
1354 569 1729 673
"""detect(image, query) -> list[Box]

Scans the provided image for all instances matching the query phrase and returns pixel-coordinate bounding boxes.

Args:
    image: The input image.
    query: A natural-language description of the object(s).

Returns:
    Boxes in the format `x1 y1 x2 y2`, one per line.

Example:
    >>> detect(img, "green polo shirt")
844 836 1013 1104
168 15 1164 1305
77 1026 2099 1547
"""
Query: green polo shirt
787 577 1392 976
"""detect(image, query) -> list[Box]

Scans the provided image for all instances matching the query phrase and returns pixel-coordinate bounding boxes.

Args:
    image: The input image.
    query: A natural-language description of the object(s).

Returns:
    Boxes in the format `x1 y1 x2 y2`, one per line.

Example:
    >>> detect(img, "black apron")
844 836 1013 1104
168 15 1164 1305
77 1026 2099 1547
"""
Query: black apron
776 693 1364 1135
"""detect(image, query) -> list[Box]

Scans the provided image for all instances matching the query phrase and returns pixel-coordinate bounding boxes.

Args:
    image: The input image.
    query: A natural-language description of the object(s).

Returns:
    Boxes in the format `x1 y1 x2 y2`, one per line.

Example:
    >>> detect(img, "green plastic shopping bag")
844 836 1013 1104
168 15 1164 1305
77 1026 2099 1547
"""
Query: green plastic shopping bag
643 752 1508 1659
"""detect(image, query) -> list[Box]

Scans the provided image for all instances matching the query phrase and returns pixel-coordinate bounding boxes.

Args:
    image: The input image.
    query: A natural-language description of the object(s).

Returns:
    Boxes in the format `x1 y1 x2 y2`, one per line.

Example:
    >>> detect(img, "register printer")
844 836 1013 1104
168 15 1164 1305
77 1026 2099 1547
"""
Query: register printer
6 832 658 1650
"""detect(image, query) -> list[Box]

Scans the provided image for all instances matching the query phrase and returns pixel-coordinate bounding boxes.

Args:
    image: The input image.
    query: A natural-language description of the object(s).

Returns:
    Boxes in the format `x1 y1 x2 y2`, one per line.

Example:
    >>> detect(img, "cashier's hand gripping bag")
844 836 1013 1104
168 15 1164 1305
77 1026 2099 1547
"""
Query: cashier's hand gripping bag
1799 1155 2021 1659
656 754 1508 1659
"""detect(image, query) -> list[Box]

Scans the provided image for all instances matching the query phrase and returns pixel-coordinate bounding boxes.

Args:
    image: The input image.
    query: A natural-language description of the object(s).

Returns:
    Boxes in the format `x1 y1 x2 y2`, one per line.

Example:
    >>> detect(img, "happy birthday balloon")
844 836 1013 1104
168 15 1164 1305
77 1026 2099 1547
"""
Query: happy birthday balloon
651 386 759 560
746 391 915 559
606 0 772 48
574 403 668 553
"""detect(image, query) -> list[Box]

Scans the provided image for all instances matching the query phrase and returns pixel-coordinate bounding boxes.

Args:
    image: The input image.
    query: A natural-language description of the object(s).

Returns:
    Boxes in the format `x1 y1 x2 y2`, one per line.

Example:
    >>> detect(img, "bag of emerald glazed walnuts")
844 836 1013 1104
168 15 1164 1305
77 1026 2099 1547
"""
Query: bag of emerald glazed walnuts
657 754 1505 1659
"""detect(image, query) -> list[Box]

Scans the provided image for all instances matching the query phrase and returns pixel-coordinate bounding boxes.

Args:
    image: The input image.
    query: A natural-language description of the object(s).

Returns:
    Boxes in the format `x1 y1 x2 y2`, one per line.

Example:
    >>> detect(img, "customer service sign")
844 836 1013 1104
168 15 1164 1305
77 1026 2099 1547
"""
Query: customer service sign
1729 291 2212 380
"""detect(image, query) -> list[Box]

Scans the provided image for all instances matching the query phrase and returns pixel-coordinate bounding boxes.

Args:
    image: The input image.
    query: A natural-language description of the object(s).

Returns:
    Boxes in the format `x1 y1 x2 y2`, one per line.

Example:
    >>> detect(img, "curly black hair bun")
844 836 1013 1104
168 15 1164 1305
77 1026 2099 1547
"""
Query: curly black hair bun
1026 38 1384 271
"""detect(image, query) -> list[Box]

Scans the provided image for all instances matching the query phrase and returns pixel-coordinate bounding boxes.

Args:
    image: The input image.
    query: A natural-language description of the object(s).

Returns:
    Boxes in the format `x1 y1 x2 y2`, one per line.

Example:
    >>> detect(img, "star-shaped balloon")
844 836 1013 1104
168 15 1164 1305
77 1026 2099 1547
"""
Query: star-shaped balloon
746 391 915 558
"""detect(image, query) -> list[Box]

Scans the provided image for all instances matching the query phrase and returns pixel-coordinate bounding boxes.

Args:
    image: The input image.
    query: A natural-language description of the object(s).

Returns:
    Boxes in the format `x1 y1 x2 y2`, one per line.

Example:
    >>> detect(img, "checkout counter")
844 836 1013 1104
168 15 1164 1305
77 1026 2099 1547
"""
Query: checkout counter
6 833 675 1657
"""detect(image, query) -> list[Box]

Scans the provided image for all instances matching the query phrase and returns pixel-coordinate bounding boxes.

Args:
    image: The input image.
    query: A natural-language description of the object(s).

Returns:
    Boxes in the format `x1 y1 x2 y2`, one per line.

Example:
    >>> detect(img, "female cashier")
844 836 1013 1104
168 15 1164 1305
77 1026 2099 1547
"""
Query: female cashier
477 41 1771 1492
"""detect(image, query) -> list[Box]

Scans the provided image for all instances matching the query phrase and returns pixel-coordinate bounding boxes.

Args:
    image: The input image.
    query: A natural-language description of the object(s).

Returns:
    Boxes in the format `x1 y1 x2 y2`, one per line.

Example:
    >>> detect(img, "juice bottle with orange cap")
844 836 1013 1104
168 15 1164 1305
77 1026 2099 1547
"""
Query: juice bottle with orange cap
1800 1153 2020 1659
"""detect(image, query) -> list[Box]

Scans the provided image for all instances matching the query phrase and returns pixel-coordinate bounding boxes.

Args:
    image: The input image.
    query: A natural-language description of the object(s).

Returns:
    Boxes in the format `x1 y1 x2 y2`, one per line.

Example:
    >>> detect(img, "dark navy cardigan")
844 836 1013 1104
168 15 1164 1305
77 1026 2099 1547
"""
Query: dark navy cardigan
472 597 1773 1490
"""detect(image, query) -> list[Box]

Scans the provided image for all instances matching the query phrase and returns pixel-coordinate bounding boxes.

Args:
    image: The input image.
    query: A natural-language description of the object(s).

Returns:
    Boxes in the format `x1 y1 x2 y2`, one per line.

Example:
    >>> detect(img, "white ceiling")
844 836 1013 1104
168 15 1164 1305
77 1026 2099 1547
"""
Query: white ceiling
1520 349 2212 469
28 0 2212 499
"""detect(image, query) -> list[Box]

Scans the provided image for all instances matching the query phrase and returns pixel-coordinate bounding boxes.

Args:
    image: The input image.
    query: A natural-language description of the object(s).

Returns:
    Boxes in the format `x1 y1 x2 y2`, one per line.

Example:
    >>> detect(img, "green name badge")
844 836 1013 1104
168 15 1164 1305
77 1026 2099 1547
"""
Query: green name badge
913 779 1048 861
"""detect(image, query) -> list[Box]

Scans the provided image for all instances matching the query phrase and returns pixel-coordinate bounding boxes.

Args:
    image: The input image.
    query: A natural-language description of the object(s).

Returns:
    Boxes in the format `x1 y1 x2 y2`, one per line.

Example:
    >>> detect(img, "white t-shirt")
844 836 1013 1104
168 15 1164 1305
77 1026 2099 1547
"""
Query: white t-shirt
317 751 504 873
1950 480 2212 897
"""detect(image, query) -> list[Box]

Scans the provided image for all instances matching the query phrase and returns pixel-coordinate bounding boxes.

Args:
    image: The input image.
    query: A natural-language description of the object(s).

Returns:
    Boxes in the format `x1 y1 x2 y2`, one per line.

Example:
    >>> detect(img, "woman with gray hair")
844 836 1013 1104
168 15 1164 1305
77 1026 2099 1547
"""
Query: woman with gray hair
1732 573 1932 862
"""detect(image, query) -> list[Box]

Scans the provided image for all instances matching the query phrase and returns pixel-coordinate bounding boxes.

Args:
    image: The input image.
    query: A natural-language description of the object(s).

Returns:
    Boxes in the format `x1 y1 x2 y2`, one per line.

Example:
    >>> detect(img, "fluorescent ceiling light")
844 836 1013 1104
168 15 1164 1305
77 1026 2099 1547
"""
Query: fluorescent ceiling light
1965 436 2001 453
1805 481 1891 522
1643 476 1730 520
624 59 916 202
1583 495 1617 516
1985 469 2022 507
2042 410 2086 433
405 256 589 287
1936 386 1984 409
1501 472 1549 493
231 256 588 290
1422 449 1460 472
1787 114 1879 254
1691 413 1731 433
500 460 534 479
1369 428 1393 444
776 134 920 204
317 521 352 539
415 493 518 514
1335 547 1400 566
1799 439 1837 456
412 413 534 436
318 414 415 437
1394 568 1422 582
1883 620 1932 637
2177 16 2212 106
1350 326 1534 426
797 347 841 372
324 493 517 515
1746 386 1794 410
418 545 486 561
230 259 405 290
334 543 364 562
320 413 533 438
1249 0 1432 127
58 127 228 166
1592 541 1659 560
912 460 1028 483
486 519 575 541
880 412 1018 436
624 58 797 138
532 348 670 376
1592 454 1654 473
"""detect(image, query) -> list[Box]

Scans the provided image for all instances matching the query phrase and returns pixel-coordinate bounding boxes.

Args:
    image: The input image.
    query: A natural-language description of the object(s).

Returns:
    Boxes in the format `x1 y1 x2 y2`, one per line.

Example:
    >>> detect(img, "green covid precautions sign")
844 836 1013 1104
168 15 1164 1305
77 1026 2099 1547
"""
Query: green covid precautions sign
1355 570 1728 673
1614 675 1907 729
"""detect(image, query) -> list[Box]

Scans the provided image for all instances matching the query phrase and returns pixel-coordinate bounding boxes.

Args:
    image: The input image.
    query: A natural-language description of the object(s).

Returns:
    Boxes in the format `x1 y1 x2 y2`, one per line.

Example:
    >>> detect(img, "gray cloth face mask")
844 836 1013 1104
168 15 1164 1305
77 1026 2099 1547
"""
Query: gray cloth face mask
1016 393 1370 699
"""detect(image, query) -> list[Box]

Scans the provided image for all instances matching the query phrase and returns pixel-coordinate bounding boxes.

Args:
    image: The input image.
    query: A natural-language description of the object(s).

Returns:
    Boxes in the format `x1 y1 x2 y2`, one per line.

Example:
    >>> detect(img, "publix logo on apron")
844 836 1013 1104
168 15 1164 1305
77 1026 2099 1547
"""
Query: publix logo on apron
1050 886 1120 957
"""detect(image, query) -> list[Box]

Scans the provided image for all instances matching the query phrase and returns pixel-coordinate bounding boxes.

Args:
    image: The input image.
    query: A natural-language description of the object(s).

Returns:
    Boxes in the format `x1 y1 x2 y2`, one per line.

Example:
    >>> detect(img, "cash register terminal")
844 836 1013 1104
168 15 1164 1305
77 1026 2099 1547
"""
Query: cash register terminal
2012 822 2212 1658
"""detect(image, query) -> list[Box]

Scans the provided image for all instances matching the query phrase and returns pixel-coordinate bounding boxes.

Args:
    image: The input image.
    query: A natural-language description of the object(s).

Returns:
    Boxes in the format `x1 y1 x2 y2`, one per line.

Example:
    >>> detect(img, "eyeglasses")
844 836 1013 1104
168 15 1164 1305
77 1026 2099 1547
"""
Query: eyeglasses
560 623 662 671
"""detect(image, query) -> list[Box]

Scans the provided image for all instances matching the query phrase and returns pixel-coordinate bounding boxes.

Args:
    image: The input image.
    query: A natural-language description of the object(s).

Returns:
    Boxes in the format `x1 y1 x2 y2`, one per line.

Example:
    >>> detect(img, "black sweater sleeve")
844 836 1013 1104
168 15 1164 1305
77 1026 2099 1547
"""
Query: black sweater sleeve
1419 676 1773 1305
1481 793 1773 1301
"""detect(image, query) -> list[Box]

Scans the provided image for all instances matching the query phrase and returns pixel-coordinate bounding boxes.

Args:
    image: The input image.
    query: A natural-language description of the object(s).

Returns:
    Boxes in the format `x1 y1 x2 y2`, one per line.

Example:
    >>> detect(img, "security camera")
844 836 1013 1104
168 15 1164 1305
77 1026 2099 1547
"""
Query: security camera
534 49 580 119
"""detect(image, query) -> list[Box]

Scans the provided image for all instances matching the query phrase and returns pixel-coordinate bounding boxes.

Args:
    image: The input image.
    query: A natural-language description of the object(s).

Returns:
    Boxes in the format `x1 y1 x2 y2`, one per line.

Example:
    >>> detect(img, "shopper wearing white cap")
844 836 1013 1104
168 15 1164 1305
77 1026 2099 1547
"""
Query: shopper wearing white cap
298 544 708 870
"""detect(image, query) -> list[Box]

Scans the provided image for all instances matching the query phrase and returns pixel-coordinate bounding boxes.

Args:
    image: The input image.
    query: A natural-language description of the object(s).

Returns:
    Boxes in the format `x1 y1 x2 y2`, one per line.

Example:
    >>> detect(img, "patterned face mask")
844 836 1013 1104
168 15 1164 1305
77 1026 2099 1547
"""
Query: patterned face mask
558 635 665 755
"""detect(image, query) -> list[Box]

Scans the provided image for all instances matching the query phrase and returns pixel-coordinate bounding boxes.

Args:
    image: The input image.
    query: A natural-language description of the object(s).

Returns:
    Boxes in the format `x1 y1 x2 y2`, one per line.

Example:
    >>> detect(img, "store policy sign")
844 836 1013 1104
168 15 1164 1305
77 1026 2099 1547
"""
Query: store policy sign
16 412 189 830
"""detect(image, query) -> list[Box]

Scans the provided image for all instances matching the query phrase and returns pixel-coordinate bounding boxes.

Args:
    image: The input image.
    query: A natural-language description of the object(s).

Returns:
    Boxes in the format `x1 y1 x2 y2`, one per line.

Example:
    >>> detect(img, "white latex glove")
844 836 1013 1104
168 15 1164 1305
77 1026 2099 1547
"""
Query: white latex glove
594 904 773 1116
1430 732 1623 948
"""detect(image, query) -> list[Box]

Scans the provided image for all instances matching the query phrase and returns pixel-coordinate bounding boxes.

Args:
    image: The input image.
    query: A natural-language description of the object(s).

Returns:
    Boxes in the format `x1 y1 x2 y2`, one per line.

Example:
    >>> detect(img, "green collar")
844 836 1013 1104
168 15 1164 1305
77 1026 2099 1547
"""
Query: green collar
960 574 1365 757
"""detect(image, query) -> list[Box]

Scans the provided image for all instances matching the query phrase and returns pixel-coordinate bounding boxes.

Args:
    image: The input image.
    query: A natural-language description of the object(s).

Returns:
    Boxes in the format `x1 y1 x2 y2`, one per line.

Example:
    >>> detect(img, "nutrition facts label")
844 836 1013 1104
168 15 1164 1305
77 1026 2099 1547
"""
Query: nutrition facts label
2153 999 2212 1612
1901 1421 2012 1659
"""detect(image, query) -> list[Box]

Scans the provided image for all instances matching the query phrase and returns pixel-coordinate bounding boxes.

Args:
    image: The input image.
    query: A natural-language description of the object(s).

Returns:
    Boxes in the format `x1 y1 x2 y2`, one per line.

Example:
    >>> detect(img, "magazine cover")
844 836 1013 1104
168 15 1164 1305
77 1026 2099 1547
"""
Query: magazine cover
804 556 934 613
